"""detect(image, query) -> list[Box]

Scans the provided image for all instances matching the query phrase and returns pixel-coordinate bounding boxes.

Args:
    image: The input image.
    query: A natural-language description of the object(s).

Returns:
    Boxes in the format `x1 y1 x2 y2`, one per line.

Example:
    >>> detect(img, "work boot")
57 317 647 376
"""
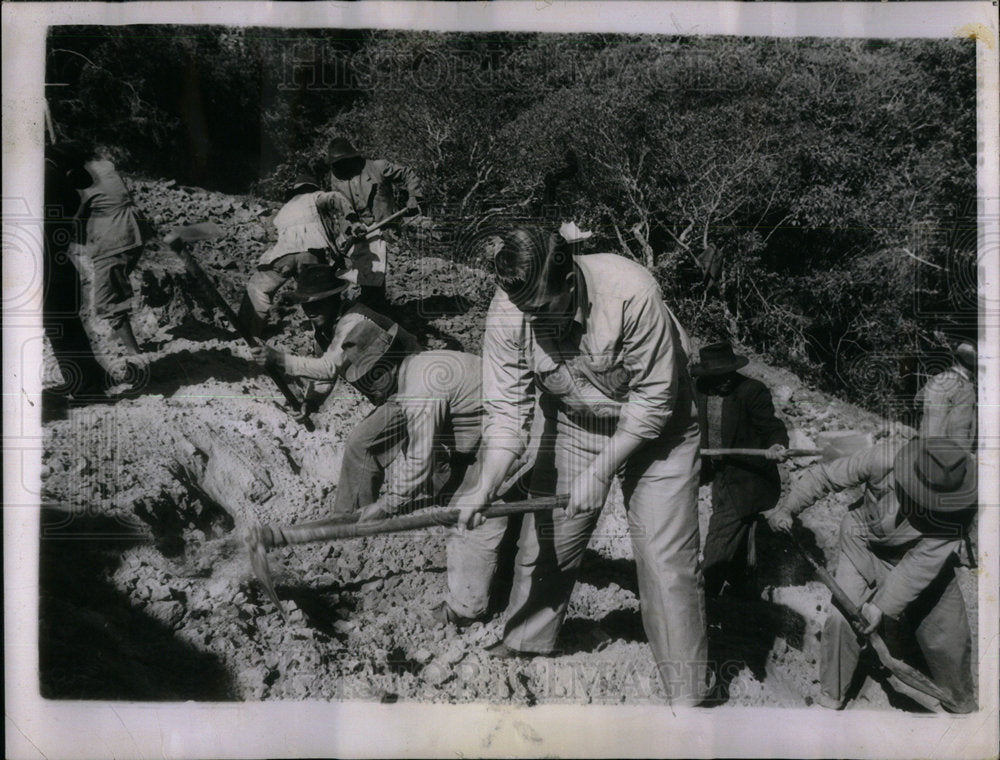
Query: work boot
422 601 478 629
111 318 142 355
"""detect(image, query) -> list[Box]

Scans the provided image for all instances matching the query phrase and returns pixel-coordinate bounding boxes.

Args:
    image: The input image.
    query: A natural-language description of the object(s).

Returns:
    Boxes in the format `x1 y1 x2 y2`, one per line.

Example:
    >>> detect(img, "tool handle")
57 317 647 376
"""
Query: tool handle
785 520 959 709
177 250 307 417
273 495 569 545
702 447 822 458
345 207 410 247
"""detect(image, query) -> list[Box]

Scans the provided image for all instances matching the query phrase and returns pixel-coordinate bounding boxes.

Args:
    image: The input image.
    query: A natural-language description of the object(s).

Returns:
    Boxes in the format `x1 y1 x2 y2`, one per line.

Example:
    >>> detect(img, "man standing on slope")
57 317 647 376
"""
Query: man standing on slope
454 226 711 706
325 138 423 309
692 341 789 598
766 436 977 712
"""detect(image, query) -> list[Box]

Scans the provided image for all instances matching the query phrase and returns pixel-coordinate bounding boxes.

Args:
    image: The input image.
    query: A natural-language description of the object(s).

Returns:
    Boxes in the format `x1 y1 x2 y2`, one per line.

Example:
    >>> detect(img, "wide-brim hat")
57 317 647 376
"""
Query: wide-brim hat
284 173 321 202
343 322 400 384
288 265 350 303
327 137 362 165
690 342 749 377
893 436 977 514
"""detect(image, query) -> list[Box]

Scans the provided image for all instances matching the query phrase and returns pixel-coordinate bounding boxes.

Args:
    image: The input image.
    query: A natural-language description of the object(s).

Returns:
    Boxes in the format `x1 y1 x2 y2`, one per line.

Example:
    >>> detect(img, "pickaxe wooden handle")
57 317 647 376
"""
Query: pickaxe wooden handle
785 521 961 711
342 207 411 249
246 495 568 620
166 226 313 431
702 447 822 458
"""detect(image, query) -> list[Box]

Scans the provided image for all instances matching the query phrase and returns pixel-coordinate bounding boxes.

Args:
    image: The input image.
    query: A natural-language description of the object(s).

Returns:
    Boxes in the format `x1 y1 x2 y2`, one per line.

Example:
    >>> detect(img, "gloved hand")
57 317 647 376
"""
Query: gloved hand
347 222 369 239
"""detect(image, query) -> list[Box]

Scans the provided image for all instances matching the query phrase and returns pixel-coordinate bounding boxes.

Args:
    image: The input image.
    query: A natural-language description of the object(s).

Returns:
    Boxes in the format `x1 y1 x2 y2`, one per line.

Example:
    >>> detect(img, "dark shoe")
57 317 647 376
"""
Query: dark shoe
483 641 558 660
424 601 477 629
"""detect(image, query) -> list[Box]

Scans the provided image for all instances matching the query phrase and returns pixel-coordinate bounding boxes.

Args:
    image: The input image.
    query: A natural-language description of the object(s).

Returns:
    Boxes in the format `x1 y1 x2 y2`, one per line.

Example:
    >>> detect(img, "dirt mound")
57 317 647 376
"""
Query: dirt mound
38 177 977 707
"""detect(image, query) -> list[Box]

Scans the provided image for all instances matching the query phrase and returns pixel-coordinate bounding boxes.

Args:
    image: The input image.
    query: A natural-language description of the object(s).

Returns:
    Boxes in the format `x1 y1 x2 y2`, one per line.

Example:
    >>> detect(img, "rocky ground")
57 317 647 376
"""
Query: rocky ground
38 178 978 708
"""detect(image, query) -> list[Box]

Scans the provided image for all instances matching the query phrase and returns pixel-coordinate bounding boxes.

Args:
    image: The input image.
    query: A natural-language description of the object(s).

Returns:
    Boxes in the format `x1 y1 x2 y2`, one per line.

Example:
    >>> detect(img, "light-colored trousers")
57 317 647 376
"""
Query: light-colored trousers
450 400 709 705
821 514 975 712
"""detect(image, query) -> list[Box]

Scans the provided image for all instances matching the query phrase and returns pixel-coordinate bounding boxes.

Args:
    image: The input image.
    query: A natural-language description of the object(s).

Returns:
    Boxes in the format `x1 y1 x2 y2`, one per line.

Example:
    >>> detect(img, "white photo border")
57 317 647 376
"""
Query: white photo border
3 3 998 758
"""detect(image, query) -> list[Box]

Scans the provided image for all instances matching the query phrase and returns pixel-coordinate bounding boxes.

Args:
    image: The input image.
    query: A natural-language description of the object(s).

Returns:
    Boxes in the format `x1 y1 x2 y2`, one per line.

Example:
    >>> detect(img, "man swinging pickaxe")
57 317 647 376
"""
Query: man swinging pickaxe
245 496 569 624
164 222 315 429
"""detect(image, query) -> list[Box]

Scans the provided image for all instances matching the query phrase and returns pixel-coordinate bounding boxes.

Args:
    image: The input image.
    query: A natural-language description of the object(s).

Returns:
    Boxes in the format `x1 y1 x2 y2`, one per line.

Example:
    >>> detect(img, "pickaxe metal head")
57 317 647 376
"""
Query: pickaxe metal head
245 524 288 622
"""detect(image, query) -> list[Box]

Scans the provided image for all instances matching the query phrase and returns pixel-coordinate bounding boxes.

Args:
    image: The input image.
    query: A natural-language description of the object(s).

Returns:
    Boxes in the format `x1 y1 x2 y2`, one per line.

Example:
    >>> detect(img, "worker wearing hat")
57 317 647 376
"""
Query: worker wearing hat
325 138 424 309
240 173 355 345
252 287 530 623
691 342 789 598
767 437 977 712
917 340 977 452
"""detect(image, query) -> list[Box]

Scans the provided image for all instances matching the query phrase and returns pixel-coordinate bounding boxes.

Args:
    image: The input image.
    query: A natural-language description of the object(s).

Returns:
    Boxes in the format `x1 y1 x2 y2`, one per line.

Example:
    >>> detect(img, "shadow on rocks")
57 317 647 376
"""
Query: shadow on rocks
137 347 257 397
39 507 237 700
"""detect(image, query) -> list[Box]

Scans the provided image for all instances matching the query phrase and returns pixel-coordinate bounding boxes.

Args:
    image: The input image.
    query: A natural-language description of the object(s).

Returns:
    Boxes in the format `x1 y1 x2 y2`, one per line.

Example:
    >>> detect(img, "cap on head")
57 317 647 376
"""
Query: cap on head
494 227 574 309
955 341 977 373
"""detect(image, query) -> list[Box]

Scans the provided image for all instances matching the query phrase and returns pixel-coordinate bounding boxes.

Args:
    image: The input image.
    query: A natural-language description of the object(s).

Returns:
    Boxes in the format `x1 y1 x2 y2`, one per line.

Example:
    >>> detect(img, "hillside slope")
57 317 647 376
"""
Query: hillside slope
38 178 977 708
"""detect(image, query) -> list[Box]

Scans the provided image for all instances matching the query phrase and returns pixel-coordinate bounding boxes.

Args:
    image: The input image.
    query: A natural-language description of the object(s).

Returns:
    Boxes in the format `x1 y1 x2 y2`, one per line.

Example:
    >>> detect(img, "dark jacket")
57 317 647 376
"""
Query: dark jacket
327 158 423 226
696 374 789 516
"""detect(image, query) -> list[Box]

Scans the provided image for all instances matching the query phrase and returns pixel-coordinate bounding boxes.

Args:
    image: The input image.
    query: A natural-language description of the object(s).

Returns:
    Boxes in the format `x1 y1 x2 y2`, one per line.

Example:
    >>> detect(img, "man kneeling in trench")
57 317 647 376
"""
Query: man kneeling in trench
251 273 532 626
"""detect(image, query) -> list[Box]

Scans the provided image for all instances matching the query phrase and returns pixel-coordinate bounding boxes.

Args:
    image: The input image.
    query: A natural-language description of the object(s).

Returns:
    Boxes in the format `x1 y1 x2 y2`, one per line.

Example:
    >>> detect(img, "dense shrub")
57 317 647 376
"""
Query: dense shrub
47 29 977 414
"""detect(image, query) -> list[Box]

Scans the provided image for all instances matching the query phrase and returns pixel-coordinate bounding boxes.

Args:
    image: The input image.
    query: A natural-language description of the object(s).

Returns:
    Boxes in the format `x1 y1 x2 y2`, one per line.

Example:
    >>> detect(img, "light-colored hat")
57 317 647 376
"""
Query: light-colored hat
559 221 593 244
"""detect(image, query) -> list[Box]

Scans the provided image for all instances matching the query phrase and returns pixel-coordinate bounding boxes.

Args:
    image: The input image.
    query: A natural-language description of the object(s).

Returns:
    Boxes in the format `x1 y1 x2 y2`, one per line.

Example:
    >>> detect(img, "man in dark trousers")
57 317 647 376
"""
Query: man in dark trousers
692 342 789 598
325 138 423 308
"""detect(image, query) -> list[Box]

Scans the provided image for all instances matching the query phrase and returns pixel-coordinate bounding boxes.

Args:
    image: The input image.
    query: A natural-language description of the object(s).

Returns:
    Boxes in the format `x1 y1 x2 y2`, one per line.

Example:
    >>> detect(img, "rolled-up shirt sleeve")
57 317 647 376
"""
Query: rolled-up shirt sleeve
617 284 678 440
482 293 534 458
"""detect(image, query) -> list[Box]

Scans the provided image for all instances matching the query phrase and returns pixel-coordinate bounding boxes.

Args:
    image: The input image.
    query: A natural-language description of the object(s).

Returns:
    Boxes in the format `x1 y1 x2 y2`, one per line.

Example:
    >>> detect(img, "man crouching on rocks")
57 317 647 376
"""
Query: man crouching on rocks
765 436 977 712
251 278 531 626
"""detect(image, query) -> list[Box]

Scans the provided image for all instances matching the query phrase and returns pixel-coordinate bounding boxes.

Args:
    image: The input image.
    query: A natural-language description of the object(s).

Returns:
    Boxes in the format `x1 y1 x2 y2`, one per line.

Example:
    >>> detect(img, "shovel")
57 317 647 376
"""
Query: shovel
703 431 873 460
164 223 314 431
246 494 568 621
786 522 962 712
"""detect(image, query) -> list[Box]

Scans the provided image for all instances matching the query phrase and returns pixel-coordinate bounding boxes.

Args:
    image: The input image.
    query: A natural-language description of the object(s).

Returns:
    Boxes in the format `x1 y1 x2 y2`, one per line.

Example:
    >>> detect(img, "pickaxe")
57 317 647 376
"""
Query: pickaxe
245 494 569 622
703 431 873 460
164 223 314 431
787 522 963 712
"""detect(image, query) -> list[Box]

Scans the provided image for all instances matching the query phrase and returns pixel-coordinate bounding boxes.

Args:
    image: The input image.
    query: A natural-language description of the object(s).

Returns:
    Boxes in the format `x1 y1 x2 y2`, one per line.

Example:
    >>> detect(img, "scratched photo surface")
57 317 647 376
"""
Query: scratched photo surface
7 7 995 756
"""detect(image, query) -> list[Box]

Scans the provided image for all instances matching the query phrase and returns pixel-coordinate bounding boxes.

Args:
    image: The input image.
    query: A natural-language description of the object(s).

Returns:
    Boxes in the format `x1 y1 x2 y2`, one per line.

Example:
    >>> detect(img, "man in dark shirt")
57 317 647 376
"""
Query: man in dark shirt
693 342 789 597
